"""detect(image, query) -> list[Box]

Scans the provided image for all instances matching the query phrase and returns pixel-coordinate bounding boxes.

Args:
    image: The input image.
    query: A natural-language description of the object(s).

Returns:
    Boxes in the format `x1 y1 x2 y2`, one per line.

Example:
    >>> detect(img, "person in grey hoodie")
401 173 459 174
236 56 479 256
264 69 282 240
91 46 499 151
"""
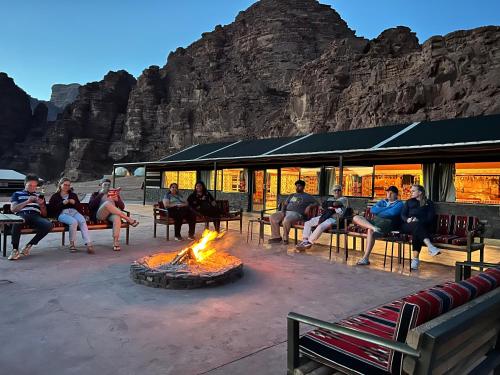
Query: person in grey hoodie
354 186 404 265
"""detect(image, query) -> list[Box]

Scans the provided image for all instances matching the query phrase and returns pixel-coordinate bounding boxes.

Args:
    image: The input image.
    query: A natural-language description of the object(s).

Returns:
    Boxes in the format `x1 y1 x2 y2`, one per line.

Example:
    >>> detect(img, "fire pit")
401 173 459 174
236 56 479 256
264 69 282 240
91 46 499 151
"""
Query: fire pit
130 230 243 289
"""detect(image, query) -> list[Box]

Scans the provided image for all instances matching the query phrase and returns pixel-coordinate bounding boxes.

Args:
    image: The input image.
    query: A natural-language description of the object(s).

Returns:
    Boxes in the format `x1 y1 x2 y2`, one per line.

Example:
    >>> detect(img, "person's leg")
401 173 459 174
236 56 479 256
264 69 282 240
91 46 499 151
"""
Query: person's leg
97 201 133 223
269 211 285 240
282 211 301 242
27 215 53 246
184 208 196 238
423 237 440 256
168 208 183 238
309 218 332 244
10 222 22 250
74 212 91 245
353 215 381 232
302 216 320 242
108 214 122 248
58 213 78 244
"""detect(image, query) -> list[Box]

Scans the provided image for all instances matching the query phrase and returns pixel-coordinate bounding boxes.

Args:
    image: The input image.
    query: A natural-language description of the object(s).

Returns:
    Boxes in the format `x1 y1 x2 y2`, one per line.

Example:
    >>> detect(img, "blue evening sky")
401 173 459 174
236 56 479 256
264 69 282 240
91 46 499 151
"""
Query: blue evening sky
1 0 499 100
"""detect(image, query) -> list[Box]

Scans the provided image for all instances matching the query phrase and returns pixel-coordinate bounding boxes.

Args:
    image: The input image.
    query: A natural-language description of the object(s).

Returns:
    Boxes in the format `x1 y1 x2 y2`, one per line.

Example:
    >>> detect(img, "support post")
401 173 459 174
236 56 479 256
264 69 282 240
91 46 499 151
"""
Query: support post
142 166 147 206
213 162 218 200
338 156 344 189
112 165 116 188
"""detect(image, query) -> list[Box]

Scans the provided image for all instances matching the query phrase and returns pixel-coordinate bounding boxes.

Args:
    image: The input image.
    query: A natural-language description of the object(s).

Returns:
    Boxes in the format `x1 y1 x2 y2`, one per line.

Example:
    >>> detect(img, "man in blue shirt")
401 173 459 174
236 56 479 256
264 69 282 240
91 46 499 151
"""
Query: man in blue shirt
8 174 52 260
353 186 404 265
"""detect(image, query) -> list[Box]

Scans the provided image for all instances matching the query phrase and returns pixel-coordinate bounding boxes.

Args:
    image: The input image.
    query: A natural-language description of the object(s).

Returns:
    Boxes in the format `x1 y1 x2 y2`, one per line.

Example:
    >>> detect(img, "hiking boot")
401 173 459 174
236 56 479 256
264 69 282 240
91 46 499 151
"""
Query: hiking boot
267 237 282 244
411 258 420 270
428 245 441 257
21 244 33 257
356 258 370 266
8 249 20 261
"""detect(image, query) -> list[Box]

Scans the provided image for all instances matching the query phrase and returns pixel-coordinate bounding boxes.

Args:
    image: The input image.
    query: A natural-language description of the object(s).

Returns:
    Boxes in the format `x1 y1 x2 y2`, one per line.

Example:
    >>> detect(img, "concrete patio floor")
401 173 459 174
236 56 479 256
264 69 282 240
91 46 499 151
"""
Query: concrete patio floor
0 205 464 374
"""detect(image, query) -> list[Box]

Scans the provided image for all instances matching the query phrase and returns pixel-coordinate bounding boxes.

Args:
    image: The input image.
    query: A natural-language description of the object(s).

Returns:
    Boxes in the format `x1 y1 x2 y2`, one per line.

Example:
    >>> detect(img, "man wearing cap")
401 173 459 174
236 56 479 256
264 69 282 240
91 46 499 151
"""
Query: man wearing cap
268 180 318 245
354 186 404 265
296 184 349 251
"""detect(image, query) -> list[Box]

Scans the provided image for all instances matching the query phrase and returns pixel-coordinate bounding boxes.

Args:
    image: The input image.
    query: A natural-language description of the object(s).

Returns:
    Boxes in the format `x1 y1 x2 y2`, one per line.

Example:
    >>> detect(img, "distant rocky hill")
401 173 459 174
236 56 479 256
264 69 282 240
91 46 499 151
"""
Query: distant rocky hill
50 83 80 109
1 0 499 181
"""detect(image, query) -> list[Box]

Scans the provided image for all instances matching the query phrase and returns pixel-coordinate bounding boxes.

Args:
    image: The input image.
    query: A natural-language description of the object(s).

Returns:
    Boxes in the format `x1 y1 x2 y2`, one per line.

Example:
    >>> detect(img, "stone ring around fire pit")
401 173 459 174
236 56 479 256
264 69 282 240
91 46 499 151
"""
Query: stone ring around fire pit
130 251 243 289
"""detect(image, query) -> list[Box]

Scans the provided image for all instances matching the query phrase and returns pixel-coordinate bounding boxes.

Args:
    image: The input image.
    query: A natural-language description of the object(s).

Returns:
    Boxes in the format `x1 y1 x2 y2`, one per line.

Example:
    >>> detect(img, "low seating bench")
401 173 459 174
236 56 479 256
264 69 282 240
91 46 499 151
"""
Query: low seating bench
153 200 243 240
287 262 500 374
1 202 131 256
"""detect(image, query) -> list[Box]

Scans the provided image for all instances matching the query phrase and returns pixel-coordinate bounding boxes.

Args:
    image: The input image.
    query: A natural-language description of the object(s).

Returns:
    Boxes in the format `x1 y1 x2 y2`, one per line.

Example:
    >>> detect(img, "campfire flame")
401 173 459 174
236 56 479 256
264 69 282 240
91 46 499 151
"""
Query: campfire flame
171 229 224 265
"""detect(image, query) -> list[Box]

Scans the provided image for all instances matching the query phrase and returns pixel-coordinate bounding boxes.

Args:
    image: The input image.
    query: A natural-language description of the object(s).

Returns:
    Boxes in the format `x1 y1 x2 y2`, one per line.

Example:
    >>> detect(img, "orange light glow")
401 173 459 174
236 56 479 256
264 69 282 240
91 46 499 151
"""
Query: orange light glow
187 229 224 262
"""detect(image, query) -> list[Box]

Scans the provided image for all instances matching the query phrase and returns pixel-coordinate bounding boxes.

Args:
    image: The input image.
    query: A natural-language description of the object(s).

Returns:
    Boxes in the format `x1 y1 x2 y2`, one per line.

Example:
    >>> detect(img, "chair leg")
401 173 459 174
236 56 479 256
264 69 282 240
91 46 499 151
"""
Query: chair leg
329 233 333 261
153 220 157 238
336 232 340 254
390 241 395 272
383 241 388 268
294 228 298 245
167 224 170 241
126 226 130 245
62 231 65 246
240 217 243 234
2 232 7 257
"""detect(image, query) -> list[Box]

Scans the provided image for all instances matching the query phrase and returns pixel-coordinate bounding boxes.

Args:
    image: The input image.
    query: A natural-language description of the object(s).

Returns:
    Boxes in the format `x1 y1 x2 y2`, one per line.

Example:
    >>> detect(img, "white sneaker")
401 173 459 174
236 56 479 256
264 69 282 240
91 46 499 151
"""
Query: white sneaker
411 258 420 270
8 249 20 261
428 245 441 257
174 236 183 241
21 244 33 257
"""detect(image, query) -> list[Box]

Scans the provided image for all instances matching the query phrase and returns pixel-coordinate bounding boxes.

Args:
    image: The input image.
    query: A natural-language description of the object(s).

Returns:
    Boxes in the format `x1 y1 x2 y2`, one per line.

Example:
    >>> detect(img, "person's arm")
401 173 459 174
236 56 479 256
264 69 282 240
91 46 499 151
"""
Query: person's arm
281 195 291 212
369 200 385 215
401 201 410 223
88 192 101 213
116 195 125 210
38 197 48 217
48 193 64 217
10 193 36 213
424 200 435 225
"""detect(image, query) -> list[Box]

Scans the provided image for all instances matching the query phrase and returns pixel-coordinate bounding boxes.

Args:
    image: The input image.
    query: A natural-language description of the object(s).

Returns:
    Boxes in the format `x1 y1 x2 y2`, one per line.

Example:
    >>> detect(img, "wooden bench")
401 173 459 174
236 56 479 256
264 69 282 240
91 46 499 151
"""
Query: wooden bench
258 205 352 260
287 261 500 374
1 202 131 256
346 207 486 264
153 200 243 240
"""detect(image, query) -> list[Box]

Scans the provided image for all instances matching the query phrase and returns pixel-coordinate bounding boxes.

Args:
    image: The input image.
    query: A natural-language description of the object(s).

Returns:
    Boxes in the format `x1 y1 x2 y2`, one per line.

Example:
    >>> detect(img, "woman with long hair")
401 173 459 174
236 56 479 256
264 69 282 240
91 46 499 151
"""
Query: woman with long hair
162 182 195 240
49 178 94 253
187 181 221 232
400 184 440 270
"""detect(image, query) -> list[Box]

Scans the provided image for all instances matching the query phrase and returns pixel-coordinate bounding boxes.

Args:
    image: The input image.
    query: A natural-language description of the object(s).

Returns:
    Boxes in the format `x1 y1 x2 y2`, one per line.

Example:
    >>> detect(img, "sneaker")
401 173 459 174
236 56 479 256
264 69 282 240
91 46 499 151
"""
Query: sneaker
356 258 370 266
174 236 183 241
21 244 33 257
296 241 312 251
267 237 282 244
428 245 441 257
187 235 195 241
8 249 20 261
411 258 420 270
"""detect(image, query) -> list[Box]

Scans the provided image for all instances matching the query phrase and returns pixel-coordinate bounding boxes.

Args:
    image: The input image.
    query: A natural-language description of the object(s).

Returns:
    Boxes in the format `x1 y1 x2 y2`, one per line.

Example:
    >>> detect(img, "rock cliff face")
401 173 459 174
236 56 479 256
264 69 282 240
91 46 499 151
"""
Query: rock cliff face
50 83 81 109
1 0 499 180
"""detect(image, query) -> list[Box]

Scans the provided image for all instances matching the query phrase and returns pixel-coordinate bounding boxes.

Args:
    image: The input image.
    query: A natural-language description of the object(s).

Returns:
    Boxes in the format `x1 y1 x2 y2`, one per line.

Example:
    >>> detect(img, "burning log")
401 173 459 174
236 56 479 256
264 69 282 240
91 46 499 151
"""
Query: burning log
170 247 196 265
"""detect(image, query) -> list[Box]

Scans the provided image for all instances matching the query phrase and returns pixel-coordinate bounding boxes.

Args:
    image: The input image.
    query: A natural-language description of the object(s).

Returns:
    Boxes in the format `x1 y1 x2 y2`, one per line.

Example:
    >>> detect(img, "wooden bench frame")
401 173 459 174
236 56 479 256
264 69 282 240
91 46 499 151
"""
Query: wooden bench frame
153 200 243 240
287 261 500 375
1 203 130 257
258 206 350 260
346 209 487 264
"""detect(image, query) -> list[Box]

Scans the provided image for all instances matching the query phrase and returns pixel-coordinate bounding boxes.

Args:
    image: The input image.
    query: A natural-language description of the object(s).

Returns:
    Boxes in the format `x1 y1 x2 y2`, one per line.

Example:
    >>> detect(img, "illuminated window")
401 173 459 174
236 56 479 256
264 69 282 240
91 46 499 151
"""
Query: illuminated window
325 167 339 195
455 162 500 204
280 167 300 195
163 171 196 189
374 164 422 200
342 166 373 197
207 170 223 191
221 169 247 192
279 167 320 195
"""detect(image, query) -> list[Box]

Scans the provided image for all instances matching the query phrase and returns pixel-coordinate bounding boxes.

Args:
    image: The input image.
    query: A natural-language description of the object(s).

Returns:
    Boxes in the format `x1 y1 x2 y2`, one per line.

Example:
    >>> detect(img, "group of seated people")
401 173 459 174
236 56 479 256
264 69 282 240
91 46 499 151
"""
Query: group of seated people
7 175 139 260
268 180 440 270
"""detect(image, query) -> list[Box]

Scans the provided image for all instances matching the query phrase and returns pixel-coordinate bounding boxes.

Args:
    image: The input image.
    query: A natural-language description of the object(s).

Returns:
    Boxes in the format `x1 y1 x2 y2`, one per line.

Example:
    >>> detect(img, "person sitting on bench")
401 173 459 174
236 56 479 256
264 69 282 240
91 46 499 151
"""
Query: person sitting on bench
354 186 404 265
268 180 318 245
8 174 52 260
401 184 441 271
296 184 349 251
88 178 139 251
162 182 196 241
187 181 221 233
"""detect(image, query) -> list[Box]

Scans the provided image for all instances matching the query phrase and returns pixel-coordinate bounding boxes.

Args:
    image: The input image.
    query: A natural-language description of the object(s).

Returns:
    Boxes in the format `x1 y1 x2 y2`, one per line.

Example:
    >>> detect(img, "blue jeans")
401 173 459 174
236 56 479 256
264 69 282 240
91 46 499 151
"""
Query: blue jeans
58 209 91 244
11 211 53 250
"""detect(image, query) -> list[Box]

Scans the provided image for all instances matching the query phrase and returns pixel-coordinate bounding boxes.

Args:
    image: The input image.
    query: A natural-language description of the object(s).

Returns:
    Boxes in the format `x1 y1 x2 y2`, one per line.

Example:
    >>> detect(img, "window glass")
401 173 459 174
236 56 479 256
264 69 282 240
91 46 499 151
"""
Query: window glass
455 162 500 204
280 167 300 195
374 164 422 200
300 167 320 195
178 171 197 190
208 170 223 191
342 166 373 197
163 171 178 188
222 169 247 192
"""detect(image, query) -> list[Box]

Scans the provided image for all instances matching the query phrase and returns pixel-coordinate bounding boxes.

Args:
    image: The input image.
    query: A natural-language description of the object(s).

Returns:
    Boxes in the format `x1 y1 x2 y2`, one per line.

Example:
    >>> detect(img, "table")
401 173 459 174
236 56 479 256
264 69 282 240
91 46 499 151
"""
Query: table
0 213 24 257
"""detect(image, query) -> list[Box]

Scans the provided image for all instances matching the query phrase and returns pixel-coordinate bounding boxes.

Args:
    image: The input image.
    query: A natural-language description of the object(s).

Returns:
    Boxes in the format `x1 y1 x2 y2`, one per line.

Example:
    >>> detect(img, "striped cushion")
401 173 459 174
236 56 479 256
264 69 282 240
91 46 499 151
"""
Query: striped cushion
299 301 403 374
299 266 500 374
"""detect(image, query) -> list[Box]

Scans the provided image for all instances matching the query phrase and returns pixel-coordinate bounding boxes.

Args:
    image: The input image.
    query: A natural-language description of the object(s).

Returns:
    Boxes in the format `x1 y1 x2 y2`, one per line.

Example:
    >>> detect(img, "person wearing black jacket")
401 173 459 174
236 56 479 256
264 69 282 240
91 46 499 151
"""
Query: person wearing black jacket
49 177 94 254
401 185 441 270
187 181 221 233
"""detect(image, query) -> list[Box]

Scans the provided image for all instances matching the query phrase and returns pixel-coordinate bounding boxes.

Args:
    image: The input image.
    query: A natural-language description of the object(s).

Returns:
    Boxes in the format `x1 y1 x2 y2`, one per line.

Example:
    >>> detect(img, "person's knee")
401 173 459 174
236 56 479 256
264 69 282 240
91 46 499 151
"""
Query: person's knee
41 220 53 232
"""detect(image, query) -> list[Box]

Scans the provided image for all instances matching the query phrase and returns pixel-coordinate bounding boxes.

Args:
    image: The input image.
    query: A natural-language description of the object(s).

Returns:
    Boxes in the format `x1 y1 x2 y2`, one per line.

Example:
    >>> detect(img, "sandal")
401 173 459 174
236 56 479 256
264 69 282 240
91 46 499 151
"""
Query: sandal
113 243 121 251
86 244 95 254
130 220 139 227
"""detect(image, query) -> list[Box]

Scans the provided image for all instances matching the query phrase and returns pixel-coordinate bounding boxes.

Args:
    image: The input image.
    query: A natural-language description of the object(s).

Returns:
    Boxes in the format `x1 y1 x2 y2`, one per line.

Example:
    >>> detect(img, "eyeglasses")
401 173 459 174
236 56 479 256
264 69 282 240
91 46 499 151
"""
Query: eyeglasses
333 189 341 192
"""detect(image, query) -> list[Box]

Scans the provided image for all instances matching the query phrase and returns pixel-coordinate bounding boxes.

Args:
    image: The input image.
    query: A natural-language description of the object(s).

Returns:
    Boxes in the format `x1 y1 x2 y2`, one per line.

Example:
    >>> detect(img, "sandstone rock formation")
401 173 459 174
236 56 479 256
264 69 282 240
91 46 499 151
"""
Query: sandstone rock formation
50 83 81 109
1 0 499 180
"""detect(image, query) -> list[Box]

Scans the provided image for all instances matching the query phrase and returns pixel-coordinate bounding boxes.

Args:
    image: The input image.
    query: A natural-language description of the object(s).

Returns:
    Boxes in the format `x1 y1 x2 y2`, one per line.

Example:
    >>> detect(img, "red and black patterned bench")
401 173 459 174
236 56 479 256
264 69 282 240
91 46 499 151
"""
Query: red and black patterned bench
288 262 500 374
346 207 486 264
1 202 131 256
153 200 243 240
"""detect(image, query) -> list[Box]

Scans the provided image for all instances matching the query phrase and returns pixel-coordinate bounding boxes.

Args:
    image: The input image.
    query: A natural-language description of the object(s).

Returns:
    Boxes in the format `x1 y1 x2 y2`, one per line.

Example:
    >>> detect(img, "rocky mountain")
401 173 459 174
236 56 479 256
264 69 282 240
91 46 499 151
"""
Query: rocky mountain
50 83 81 109
1 0 499 180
